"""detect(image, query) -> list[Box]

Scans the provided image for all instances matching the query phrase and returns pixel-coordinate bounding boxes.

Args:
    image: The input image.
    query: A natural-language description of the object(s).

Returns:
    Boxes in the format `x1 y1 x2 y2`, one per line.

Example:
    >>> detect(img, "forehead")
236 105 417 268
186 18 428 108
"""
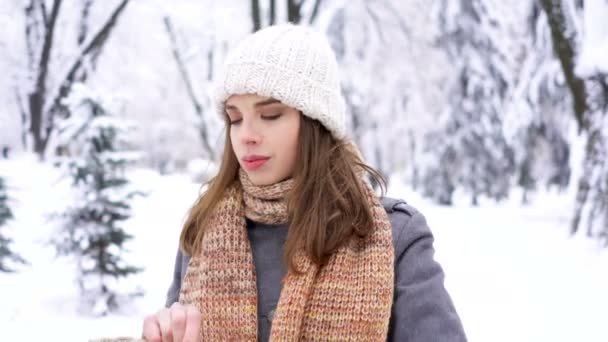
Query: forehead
225 94 278 107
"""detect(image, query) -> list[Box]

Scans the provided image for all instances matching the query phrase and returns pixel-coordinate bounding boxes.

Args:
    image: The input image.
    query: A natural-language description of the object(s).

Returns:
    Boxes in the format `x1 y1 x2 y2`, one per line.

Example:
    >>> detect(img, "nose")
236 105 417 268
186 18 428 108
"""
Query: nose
239 118 262 146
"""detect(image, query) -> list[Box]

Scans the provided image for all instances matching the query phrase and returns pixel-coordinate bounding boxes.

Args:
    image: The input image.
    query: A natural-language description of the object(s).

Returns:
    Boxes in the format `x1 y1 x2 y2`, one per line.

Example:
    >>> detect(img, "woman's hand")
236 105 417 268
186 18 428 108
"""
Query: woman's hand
142 303 201 342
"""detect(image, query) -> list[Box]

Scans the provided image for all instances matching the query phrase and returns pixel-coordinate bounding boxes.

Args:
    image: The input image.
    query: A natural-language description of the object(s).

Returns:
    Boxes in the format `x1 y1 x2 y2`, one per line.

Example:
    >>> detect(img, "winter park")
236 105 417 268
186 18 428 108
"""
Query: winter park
1 0 608 341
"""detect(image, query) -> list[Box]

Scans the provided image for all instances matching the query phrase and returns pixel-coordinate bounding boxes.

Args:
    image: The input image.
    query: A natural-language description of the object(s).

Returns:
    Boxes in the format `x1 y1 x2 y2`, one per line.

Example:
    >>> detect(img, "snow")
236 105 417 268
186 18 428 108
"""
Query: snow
389 178 608 342
0 154 198 340
576 0 608 77
1 154 608 342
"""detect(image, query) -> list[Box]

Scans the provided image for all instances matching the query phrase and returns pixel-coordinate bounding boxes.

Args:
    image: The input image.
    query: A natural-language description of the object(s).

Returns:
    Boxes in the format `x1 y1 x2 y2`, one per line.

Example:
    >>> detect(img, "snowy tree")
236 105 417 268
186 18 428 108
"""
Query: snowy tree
323 0 443 189
51 83 143 316
421 0 516 205
17 0 130 159
0 177 26 273
155 0 325 165
538 0 608 240
251 0 324 31
505 2 572 204
162 15 219 162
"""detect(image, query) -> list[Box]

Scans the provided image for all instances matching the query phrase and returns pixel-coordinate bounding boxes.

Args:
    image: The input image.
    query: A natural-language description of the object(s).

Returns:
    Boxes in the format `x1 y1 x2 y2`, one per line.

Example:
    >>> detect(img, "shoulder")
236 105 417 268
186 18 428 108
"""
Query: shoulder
379 197 433 255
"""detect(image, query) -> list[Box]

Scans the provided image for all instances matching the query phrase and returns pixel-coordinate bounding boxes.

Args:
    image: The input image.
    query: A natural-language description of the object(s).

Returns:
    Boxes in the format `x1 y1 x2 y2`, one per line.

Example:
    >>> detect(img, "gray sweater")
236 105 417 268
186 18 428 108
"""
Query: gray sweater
165 198 467 341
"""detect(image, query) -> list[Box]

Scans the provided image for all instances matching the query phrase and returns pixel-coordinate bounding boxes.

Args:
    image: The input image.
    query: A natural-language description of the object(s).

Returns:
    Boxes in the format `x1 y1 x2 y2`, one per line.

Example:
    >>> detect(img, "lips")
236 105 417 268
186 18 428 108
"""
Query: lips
242 155 270 171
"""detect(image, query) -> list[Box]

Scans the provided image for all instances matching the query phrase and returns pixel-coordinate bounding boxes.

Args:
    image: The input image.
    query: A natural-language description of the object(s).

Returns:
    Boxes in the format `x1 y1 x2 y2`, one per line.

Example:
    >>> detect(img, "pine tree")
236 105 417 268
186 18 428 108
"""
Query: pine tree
0 177 26 272
422 0 516 205
52 84 144 316
510 2 572 204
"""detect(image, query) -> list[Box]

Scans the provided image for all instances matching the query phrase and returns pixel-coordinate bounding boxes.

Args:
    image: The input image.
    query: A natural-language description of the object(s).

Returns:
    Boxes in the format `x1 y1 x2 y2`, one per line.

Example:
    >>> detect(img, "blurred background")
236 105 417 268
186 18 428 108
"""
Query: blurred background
0 0 607 341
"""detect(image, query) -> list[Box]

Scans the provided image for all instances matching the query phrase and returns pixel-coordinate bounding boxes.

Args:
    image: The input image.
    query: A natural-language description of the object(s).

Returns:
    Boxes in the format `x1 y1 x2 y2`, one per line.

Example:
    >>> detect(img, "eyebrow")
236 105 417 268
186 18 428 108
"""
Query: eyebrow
254 98 281 107
225 98 281 111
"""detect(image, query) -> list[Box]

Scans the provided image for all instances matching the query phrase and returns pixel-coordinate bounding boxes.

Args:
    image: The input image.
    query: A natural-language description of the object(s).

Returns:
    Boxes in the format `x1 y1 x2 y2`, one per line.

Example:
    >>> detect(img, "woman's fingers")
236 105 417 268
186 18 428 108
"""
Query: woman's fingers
182 305 202 342
170 303 187 342
141 304 201 342
142 314 162 342
157 308 173 342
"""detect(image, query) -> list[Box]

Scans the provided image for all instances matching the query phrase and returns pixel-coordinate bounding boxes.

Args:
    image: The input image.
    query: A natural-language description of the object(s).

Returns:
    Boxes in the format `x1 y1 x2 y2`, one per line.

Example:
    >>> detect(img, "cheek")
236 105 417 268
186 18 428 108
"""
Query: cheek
229 130 243 160
287 129 299 154
229 129 238 149
284 121 300 161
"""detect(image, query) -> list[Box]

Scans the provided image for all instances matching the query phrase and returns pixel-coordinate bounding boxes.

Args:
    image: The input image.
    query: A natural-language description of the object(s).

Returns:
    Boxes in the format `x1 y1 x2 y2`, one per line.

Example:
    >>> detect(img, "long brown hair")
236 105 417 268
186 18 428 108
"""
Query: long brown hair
179 114 386 274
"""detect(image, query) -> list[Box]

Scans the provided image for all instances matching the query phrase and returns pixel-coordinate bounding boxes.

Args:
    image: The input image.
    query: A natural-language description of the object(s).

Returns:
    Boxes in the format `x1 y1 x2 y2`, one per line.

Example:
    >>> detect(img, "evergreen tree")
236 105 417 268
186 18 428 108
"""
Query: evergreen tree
0 177 26 272
510 2 572 204
422 0 516 205
52 84 143 316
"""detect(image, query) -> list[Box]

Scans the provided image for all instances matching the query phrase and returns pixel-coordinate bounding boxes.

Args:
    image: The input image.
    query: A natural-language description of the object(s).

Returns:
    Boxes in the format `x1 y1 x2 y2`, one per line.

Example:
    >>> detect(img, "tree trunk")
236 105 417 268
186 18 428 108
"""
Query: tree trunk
287 0 303 24
23 0 131 159
269 0 276 25
538 0 588 132
251 0 261 32
27 0 62 159
539 0 608 236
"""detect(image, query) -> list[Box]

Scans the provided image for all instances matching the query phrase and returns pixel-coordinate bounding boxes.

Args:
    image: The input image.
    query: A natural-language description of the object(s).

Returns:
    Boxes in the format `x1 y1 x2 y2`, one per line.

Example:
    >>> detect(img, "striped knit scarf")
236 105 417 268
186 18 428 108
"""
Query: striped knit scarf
178 169 395 341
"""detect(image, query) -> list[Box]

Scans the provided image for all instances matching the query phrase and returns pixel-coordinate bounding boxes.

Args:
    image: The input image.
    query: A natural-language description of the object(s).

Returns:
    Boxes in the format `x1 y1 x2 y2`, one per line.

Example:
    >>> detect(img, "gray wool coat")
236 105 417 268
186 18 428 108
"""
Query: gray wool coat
165 197 467 341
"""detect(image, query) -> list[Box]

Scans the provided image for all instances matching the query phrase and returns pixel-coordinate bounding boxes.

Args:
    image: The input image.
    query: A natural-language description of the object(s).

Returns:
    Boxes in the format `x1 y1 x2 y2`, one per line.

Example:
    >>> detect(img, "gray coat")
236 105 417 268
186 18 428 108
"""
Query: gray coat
165 197 467 341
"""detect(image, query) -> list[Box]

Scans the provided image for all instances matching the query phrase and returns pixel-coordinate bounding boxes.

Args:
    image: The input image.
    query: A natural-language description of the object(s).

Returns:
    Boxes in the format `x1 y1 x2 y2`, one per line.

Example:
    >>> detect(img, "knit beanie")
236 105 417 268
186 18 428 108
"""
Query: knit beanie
214 24 347 140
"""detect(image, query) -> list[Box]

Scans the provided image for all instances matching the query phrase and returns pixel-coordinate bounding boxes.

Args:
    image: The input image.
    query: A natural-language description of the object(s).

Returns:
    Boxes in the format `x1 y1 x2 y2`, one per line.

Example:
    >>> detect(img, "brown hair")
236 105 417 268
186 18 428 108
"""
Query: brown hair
179 114 386 274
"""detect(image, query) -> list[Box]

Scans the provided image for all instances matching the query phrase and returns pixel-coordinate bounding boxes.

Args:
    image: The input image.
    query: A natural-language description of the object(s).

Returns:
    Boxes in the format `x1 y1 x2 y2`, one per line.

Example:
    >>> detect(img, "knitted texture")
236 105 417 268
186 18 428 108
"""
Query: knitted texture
178 169 394 341
214 24 347 140
90 168 394 341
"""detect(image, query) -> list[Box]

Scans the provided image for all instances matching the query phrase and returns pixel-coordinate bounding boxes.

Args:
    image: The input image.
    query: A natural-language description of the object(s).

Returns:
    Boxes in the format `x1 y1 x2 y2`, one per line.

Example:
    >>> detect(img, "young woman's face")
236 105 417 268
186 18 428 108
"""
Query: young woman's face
225 94 301 186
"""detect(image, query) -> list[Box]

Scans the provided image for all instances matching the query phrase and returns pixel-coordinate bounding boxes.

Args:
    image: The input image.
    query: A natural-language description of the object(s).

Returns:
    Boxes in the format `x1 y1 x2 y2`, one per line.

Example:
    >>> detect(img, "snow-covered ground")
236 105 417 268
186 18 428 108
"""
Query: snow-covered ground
1 154 607 342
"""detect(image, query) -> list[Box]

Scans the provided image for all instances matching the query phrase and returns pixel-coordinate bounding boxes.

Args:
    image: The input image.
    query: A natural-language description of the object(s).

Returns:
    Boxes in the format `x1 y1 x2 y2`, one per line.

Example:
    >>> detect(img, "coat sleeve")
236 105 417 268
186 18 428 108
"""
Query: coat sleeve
387 204 467 342
164 248 190 307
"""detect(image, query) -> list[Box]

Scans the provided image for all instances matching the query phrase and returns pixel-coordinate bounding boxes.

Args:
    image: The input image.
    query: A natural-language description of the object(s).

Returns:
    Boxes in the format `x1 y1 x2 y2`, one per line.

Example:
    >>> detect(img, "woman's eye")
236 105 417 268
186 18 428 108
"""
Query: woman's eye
226 114 242 125
262 113 282 120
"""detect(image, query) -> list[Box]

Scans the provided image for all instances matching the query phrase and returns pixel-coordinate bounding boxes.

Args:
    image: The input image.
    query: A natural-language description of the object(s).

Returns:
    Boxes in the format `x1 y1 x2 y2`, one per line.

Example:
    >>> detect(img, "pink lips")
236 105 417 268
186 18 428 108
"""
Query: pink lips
242 155 270 171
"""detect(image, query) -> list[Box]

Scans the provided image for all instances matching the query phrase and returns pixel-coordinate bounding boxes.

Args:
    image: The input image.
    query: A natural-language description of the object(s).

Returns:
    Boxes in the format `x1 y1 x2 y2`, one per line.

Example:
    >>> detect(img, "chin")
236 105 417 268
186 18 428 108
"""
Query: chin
247 173 271 186
247 172 283 186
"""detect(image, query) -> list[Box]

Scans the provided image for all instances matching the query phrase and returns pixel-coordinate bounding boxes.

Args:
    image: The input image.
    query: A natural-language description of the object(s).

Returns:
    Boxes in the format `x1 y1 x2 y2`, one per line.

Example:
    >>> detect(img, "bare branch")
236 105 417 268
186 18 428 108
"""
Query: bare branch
163 16 216 160
14 86 29 149
308 0 323 25
34 0 130 156
163 16 202 115
77 0 94 45
38 0 48 27
74 0 95 84
24 0 40 72
46 0 130 120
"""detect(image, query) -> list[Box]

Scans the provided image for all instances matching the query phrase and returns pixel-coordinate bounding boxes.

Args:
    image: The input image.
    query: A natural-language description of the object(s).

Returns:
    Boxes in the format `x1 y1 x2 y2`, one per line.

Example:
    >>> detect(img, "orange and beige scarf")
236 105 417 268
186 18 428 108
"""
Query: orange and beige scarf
93 169 394 341
179 170 394 341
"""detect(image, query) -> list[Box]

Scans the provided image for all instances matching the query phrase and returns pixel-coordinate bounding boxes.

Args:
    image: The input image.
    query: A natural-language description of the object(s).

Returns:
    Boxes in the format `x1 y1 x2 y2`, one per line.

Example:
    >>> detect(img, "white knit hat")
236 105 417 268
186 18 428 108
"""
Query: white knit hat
214 24 347 140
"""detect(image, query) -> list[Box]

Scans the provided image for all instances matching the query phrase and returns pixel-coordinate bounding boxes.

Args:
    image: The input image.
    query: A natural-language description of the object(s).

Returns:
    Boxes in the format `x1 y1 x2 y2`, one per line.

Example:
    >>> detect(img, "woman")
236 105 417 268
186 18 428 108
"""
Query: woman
115 24 466 342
